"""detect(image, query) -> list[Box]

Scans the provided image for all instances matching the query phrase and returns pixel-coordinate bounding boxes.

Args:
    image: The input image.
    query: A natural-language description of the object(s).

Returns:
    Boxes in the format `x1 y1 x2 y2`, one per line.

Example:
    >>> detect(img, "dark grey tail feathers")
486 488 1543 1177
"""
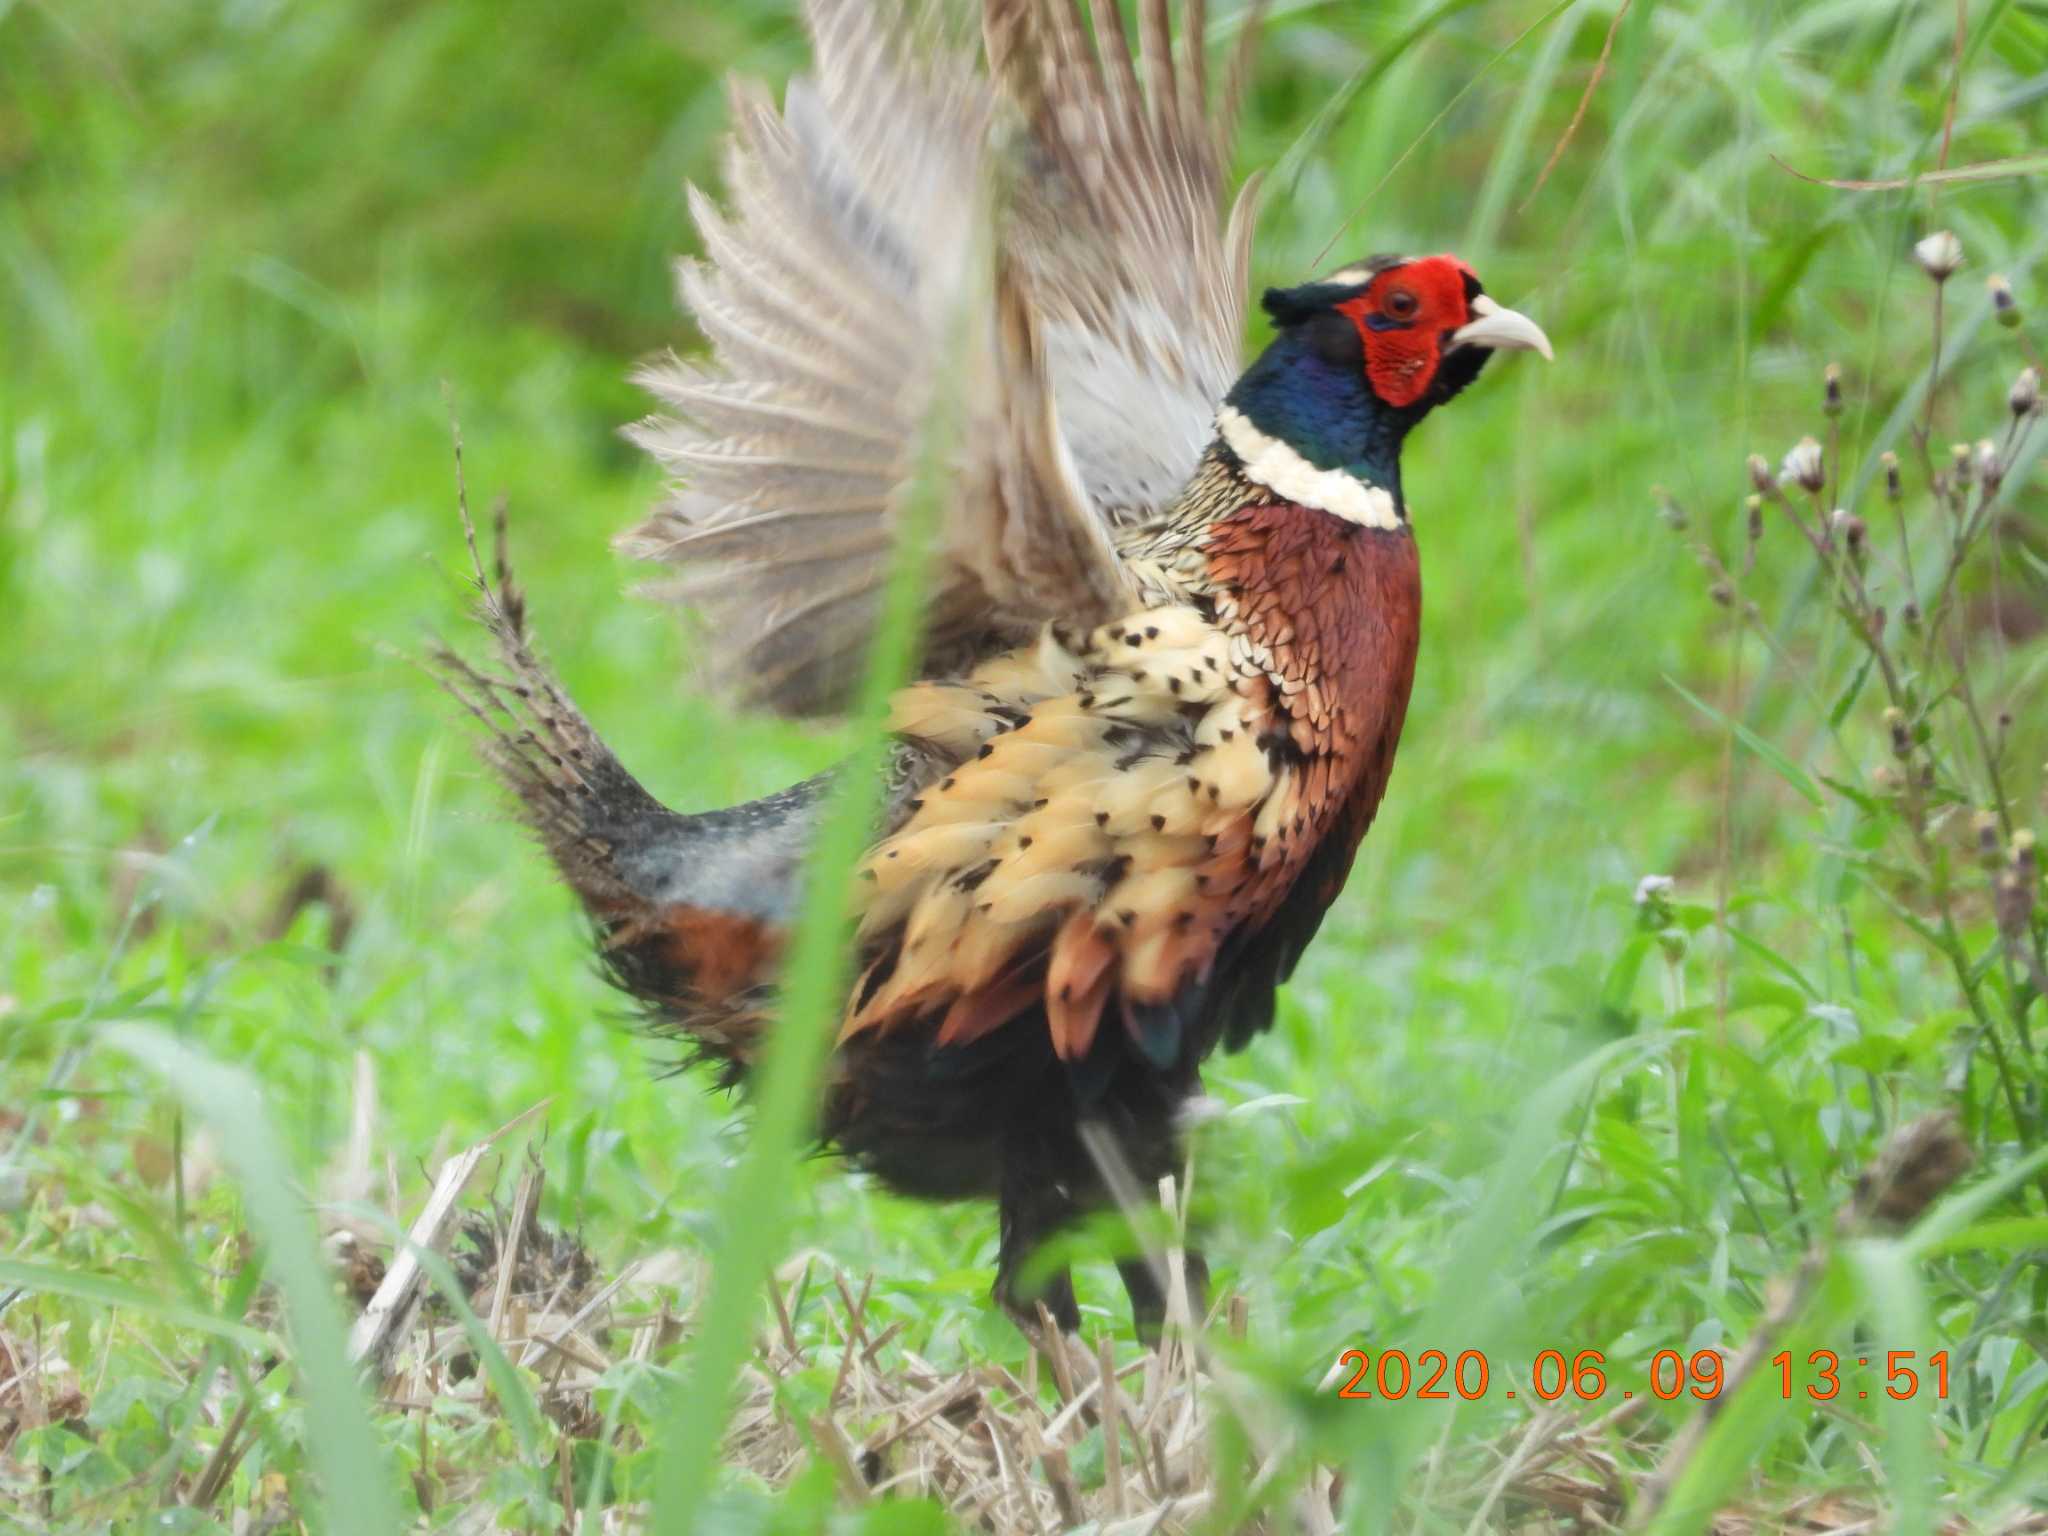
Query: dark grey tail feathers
426 480 823 1078
427 493 686 923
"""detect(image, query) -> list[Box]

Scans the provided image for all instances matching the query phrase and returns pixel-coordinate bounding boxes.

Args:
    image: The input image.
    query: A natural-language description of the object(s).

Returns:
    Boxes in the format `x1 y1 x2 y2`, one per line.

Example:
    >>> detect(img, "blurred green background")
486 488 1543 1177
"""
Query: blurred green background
6 0 2048 1525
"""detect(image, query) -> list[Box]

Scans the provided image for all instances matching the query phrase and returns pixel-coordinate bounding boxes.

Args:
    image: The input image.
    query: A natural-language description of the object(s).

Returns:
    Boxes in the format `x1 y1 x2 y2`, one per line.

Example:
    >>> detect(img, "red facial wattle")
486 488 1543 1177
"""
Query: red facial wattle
1333 254 1477 409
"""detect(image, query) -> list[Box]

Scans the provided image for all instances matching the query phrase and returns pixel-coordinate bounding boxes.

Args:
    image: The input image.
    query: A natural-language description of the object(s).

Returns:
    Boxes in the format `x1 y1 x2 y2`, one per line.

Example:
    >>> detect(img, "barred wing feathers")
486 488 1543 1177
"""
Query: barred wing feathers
624 0 1261 715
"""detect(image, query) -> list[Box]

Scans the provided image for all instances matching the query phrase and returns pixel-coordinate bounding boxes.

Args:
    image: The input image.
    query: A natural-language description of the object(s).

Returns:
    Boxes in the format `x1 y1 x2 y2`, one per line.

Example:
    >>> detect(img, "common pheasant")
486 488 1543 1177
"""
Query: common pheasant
439 0 1550 1337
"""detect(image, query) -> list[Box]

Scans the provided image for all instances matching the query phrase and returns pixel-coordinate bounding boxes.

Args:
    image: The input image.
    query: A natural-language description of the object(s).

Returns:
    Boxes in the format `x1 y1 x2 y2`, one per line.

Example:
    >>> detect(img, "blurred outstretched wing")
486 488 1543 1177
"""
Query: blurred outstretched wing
623 0 1262 715
985 0 1263 522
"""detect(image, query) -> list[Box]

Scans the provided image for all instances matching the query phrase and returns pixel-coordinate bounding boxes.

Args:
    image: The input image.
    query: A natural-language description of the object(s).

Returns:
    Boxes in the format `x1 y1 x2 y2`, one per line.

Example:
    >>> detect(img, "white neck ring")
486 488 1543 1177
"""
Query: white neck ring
1215 406 1404 531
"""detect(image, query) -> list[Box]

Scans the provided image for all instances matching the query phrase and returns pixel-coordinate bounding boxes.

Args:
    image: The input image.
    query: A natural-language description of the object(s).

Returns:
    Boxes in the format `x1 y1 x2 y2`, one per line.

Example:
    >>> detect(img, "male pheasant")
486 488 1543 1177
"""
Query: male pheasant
439 0 1550 1337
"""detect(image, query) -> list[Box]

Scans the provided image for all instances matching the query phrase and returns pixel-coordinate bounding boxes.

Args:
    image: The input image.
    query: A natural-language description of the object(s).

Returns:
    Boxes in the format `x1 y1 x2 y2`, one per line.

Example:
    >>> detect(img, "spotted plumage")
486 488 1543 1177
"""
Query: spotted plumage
843 463 1423 1080
437 0 1550 1338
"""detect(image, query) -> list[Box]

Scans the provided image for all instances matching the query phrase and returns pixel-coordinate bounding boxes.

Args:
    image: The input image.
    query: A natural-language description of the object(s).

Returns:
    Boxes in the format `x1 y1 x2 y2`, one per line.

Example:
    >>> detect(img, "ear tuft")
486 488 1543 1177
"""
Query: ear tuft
1261 284 1327 329
1261 284 1317 328
1263 262 1393 328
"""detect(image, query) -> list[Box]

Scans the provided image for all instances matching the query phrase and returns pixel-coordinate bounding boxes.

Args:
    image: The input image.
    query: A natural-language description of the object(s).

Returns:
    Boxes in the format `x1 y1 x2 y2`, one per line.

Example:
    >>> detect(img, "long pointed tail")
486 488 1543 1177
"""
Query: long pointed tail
429 498 819 1078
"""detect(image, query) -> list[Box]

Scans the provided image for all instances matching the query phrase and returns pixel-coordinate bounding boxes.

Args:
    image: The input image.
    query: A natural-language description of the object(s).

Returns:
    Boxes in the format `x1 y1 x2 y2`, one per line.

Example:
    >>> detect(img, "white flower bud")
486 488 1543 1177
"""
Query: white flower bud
1634 874 1674 906
1913 230 1964 282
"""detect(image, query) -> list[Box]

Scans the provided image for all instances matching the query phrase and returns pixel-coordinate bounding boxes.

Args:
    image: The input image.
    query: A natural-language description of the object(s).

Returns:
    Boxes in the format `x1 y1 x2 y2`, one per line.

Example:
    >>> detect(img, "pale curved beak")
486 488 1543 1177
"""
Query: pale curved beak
1451 294 1554 361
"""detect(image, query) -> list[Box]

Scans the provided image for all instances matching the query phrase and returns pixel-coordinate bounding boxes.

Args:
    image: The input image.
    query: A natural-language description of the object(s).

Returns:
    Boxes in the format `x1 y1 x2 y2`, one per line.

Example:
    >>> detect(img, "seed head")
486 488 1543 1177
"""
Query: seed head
1989 274 2021 329
1976 810 2003 858
1832 508 1867 559
1746 453 1775 496
1881 450 1901 502
1709 580 1734 607
1951 442 1974 487
1996 869 2034 941
1781 436 1826 494
1902 601 1922 631
1824 363 1844 417
2010 366 2039 419
1883 706 1911 757
1654 486 1687 531
1914 229 1964 282
1977 438 2004 493
1746 495 1764 543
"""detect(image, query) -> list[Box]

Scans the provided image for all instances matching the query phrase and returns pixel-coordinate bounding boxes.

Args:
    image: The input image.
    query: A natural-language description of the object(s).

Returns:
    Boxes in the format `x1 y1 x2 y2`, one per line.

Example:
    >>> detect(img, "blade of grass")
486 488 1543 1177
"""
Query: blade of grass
1462 0 1581 254
1846 1240 1936 1536
0 1259 274 1351
1904 1144 2048 1259
648 223 975 1533
1644 1257 1859 1535
1666 675 1825 809
1270 0 1486 208
583 1360 658 1533
1309 0 1577 266
103 1022 400 1536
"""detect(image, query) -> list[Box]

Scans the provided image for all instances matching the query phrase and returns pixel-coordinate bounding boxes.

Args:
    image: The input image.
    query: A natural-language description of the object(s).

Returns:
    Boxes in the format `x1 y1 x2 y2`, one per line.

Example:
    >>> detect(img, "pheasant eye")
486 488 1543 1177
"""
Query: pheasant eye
1383 288 1419 321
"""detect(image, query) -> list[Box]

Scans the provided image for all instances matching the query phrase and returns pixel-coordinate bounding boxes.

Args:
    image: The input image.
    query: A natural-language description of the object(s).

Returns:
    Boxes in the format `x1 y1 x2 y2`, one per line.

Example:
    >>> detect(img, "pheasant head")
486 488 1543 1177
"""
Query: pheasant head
1216 254 1551 526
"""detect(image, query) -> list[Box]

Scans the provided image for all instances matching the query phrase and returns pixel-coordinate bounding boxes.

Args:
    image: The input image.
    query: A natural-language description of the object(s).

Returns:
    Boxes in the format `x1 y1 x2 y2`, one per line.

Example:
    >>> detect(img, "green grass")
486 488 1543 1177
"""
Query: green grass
5 0 2048 1529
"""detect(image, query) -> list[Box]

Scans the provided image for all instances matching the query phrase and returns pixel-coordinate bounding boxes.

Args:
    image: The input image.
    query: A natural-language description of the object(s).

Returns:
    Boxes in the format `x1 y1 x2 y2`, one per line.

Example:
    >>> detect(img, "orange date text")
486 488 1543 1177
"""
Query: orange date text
1332 1348 1950 1402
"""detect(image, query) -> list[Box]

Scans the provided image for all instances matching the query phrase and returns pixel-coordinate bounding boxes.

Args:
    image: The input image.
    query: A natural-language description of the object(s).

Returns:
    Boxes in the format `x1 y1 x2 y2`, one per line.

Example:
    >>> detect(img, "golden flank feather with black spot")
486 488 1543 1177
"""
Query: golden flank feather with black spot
437 0 1551 1338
